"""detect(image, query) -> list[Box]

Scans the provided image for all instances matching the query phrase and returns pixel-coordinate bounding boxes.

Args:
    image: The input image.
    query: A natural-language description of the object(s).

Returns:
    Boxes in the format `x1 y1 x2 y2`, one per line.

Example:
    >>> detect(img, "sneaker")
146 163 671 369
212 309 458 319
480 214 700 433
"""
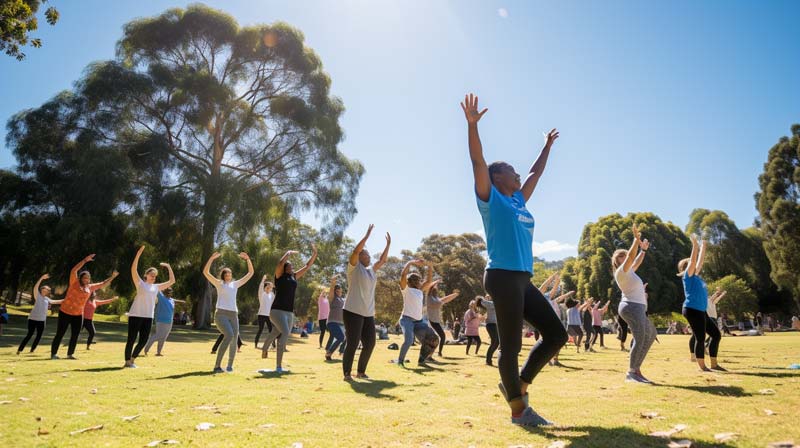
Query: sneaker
275 367 290 374
155 353 164 357
390 359 406 365
710 365 728 372
625 372 651 384
588 348 597 353
325 354 332 361
67 355 77 360
213 367 224 374
511 407 553 427
225 366 233 373
51 354 60 360
127 363 138 369
355 373 369 379
498 382 529 407
343 375 354 382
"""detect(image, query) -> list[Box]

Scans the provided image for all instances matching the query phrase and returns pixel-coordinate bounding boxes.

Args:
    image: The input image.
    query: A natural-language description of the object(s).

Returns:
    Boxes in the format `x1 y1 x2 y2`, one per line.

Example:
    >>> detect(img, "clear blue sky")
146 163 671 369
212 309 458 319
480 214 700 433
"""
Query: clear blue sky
2 0 798 260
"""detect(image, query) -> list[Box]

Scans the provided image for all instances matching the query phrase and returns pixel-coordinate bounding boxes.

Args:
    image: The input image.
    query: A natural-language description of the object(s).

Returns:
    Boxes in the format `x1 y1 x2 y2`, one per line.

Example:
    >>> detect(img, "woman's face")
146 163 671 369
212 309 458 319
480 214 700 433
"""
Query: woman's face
284 263 294 275
145 270 158 284
614 252 627 267
359 250 371 267
492 163 522 191
265 284 273 293
408 276 421 289
41 287 52 298
334 286 343 298
80 274 91 286
222 271 233 283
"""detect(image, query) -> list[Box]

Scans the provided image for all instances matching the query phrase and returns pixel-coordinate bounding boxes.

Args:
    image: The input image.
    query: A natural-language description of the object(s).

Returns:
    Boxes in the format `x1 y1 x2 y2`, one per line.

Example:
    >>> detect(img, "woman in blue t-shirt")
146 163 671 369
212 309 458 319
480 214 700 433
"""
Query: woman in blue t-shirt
679 234 723 372
461 93 567 427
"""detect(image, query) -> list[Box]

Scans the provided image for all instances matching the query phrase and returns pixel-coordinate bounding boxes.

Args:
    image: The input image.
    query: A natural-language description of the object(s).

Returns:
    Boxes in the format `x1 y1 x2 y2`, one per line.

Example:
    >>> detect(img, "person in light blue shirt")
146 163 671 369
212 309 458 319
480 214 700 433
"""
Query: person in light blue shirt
461 93 567 427
145 288 185 356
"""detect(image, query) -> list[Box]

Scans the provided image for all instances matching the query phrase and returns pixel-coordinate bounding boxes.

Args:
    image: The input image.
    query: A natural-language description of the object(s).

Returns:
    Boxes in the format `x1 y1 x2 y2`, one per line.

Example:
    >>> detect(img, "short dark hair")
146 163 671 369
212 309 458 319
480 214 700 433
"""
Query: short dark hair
488 161 512 183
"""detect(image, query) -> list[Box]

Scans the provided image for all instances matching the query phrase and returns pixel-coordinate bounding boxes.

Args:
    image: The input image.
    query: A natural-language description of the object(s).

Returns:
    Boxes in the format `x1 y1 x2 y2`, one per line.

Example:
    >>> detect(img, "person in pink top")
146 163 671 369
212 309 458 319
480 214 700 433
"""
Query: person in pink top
82 292 120 350
317 289 330 349
590 300 611 349
464 299 484 355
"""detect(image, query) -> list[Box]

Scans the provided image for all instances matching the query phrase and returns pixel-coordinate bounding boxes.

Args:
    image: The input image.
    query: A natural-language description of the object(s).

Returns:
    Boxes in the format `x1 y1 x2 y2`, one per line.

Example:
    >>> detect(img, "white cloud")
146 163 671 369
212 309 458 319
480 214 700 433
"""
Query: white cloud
497 8 509 19
533 240 577 256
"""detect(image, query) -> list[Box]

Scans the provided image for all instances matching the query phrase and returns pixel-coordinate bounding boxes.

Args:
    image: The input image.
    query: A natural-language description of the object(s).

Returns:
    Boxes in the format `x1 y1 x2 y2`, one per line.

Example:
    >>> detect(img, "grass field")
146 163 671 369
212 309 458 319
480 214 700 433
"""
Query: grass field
1 308 799 448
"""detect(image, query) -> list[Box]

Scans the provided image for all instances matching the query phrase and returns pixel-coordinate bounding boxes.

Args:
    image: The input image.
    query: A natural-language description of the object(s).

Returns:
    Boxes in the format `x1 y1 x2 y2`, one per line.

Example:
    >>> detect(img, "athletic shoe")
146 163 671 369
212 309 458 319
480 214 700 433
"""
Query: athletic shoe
588 348 597 353
155 353 164 357
511 407 553 427
325 354 332 361
127 363 138 369
343 375 354 382
355 373 369 379
498 382 529 407
625 372 651 384
51 355 59 360
213 367 224 374
225 366 233 373
67 355 77 360
710 365 728 372
275 367 290 374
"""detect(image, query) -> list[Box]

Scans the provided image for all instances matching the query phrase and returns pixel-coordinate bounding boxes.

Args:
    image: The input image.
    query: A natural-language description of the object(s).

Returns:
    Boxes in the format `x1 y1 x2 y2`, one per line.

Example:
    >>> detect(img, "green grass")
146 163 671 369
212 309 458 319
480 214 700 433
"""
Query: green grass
1 309 799 448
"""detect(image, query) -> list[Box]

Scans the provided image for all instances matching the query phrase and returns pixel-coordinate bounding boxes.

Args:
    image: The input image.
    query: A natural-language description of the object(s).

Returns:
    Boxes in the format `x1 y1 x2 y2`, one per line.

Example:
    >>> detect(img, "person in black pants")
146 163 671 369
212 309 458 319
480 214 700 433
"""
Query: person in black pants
212 333 243 354
18 274 62 354
581 299 595 352
462 93 566 426
426 281 459 357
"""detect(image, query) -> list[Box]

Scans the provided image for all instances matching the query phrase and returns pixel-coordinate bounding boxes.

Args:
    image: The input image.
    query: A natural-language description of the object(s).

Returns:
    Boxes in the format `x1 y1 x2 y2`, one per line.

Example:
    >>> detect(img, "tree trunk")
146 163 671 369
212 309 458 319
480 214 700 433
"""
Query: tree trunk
193 180 222 330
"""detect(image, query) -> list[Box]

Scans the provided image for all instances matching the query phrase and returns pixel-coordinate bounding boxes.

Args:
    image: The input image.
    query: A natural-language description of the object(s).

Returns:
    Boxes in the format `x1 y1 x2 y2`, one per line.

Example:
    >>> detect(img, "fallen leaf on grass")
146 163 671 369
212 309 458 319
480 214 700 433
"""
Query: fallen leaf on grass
70 424 104 436
463 421 473 428
195 422 215 431
19 397 30 402
300 409 312 414
166 409 176 414
421 443 435 448
291 443 303 448
767 442 799 448
696 404 707 408
759 388 777 395
547 442 568 448
90 388 97 394
122 415 140 422
639 411 661 419
37 428 50 435
146 440 180 446
0 400 12 405
667 440 692 448
259 424 276 429
69 412 87 416
714 433 738 442
649 424 688 438
765 409 777 416
222 423 234 427
192 405 219 411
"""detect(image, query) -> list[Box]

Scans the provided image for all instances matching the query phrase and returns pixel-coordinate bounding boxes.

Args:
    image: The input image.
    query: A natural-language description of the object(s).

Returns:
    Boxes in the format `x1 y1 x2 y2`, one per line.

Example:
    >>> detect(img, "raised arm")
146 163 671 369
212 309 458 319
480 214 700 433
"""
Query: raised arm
601 301 611 313
350 225 374 267
621 223 641 273
275 250 297 279
549 273 561 298
94 296 119 306
399 259 422 290
713 290 727 304
632 238 650 272
686 234 699 277
327 275 338 301
521 129 560 202
32 273 48 301
90 270 119 291
157 262 176 291
236 252 255 286
373 233 391 272
695 239 708 275
555 290 575 303
421 261 436 293
202 252 222 286
461 93 491 202
70 254 95 284
294 245 318 280
131 245 145 285
441 289 460 305
539 272 557 291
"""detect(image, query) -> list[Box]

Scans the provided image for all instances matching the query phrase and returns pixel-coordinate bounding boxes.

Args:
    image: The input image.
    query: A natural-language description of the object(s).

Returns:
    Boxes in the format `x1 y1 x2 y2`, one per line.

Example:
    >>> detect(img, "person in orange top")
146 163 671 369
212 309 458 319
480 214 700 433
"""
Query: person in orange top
50 254 118 360
82 292 120 350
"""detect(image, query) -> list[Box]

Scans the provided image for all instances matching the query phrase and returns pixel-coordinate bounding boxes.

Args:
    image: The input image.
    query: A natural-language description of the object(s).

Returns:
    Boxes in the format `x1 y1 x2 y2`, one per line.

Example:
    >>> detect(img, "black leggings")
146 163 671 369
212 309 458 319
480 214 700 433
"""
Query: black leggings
125 316 152 361
591 325 604 347
485 322 500 363
213 333 243 352
484 269 568 401
617 316 628 343
342 310 376 376
51 310 83 356
18 319 45 353
683 307 708 359
83 319 96 348
582 323 593 349
318 319 327 346
255 315 273 346
430 321 447 355
690 313 721 358
465 335 482 354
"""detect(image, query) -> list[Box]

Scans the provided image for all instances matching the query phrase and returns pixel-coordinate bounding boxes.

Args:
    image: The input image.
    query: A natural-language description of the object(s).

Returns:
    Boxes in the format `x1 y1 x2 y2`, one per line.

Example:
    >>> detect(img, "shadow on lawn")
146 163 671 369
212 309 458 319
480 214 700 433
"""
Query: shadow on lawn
348 379 398 399
155 370 217 380
663 384 751 397
531 425 735 448
732 370 800 379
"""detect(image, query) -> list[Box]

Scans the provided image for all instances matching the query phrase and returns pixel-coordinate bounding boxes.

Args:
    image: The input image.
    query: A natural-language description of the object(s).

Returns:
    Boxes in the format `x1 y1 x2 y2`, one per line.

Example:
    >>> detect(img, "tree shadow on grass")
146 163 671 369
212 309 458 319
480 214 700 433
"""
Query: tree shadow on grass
732 370 800 379
347 379 398 399
663 384 752 397
76 366 124 373
155 370 217 380
529 424 735 448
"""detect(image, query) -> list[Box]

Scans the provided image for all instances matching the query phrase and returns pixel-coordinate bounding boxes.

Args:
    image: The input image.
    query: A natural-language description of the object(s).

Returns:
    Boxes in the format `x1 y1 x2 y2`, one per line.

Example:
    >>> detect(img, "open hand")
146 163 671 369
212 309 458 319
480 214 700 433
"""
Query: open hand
543 128 559 147
640 239 651 251
460 93 488 125
239 252 250 260
41 273 50 280
210 252 221 260
84 254 96 263
159 262 171 268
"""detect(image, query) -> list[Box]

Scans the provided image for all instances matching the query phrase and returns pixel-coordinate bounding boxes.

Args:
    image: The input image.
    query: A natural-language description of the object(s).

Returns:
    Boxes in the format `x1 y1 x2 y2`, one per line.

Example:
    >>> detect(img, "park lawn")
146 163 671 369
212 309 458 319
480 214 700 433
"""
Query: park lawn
1 311 799 448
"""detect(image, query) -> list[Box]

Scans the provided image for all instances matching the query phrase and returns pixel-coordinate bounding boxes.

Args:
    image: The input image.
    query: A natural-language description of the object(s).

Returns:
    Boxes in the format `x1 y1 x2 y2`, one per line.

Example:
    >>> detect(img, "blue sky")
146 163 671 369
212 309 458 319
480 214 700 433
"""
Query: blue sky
1 0 798 260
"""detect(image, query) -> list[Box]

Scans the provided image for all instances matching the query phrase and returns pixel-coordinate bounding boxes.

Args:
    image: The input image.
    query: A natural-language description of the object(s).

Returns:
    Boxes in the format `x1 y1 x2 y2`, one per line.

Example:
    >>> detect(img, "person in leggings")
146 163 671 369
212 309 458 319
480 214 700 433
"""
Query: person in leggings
51 255 118 360
589 299 610 349
392 260 439 366
565 298 585 351
612 223 657 384
261 245 318 372
680 235 724 372
462 93 566 426
203 250 254 373
317 289 329 349
478 296 499 365
82 292 119 350
325 274 347 360
616 313 629 351
126 246 175 368
426 281 459 358
212 332 243 353
581 299 595 352
144 288 185 356
342 224 390 381
547 288 574 366
701 288 727 365
255 278 275 348
18 274 62 354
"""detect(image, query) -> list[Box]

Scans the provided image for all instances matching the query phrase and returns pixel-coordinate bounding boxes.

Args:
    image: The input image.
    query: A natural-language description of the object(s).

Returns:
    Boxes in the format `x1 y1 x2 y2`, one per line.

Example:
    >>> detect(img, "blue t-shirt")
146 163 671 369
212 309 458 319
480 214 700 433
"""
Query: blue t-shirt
682 272 708 311
154 292 175 324
476 185 535 274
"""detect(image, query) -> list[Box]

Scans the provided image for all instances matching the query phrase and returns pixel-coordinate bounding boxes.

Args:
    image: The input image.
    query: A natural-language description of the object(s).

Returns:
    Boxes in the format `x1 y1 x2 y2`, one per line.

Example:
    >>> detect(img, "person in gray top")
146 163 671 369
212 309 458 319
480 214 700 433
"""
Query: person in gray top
478 296 499 365
324 274 347 360
426 280 459 358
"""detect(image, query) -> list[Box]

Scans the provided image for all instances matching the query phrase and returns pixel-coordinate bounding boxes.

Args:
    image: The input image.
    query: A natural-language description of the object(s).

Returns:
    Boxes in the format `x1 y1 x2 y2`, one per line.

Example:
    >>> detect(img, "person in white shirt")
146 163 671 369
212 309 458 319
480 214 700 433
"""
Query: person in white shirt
17 274 63 354
254 277 275 348
391 259 438 366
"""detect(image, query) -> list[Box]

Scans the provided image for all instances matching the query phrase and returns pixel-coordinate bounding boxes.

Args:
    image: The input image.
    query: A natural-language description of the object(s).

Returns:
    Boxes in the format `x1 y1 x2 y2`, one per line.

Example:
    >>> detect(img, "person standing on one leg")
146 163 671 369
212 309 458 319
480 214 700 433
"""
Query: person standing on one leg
325 274 347 360
254 277 275 349
426 281 459 358
342 224 390 381
317 289 329 349
261 245 318 373
144 288 185 356
125 246 175 368
82 292 120 350
51 255 118 360
18 274 62 354
462 93 567 426
612 223 657 384
203 251 254 373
